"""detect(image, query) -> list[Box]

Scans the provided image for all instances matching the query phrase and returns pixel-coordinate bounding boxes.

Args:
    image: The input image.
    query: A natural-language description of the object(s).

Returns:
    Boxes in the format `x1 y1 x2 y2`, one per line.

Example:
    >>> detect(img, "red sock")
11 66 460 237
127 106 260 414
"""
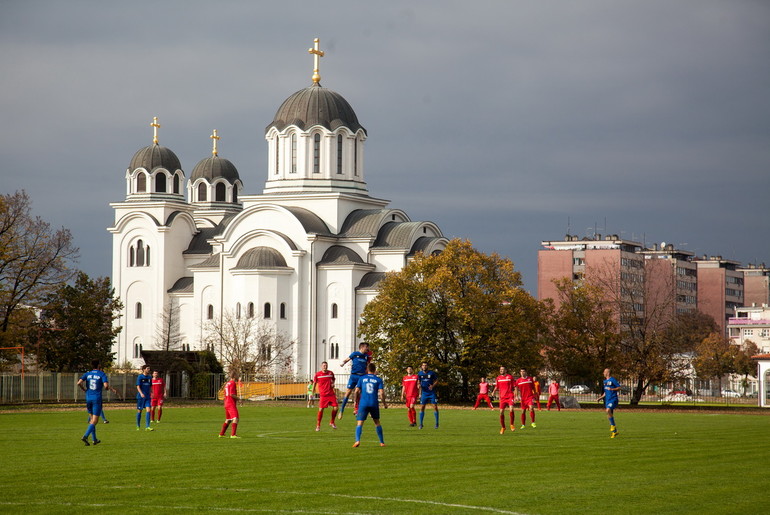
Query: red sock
151 407 156 422
220 422 229 436
499 413 505 428
231 423 237 436
331 408 338 421
509 412 514 425
521 412 526 425
317 411 323 425
158 407 163 421
531 411 536 422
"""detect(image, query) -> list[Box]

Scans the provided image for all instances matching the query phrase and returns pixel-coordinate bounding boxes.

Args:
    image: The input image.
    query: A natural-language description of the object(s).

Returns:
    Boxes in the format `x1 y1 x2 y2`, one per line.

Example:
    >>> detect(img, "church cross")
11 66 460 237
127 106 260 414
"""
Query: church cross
210 129 220 156
150 117 161 144
308 38 325 84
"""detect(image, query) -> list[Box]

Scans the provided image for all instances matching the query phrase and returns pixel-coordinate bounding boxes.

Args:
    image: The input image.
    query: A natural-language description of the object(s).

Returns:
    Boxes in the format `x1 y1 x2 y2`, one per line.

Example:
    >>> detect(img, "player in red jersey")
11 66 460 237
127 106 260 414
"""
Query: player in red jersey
515 369 537 429
150 370 167 423
547 379 561 411
313 361 338 431
534 378 542 410
219 371 240 438
491 366 515 434
472 377 494 410
401 366 419 426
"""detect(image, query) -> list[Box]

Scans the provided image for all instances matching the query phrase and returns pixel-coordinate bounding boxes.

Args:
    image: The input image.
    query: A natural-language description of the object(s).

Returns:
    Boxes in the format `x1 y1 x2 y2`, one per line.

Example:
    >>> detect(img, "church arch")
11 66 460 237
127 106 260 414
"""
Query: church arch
215 182 226 202
290 133 298 173
154 172 167 193
248 302 255 318
173 173 180 193
336 134 343 174
264 302 272 319
331 303 338 319
313 132 321 174
135 302 143 319
280 302 286 319
136 172 147 193
197 182 207 202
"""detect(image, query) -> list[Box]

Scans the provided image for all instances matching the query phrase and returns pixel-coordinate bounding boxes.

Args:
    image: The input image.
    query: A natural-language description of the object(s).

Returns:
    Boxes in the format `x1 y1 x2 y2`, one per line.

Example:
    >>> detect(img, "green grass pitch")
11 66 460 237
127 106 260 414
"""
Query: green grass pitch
0 404 767 514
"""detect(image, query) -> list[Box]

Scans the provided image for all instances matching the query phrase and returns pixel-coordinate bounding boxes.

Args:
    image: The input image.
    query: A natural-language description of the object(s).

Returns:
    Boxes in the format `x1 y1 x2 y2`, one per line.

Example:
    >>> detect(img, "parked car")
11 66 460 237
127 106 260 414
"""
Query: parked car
568 385 591 394
721 389 740 398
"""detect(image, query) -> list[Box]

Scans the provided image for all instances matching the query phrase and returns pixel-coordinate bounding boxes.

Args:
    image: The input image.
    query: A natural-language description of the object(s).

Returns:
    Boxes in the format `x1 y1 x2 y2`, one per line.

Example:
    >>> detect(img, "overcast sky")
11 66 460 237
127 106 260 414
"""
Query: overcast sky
1 1 768 294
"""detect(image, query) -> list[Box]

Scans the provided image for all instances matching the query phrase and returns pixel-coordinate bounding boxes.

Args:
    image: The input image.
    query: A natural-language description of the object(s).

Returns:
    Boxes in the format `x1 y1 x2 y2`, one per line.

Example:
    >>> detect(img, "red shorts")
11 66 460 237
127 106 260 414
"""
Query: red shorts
224 403 239 420
319 395 338 408
151 398 164 407
499 396 515 409
520 397 535 409
404 396 417 406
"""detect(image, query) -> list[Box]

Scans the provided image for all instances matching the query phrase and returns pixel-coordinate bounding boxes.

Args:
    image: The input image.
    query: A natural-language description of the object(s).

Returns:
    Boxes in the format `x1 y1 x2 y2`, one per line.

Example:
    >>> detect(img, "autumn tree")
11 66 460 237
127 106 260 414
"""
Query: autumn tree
542 278 621 385
0 191 78 367
358 239 544 401
204 310 294 379
733 340 759 396
693 332 737 392
152 300 188 372
36 272 122 372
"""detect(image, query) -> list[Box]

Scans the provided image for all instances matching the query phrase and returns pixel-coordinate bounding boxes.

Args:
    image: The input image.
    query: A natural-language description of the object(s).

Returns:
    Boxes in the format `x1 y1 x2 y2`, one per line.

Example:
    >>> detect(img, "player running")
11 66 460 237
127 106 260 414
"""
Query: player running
151 370 167 423
352 362 387 447
219 371 241 438
338 342 371 419
136 365 154 431
401 366 419 426
547 379 561 411
491 366 515 434
515 368 537 429
313 361 338 431
472 376 494 410
418 361 439 429
597 368 621 438
77 359 109 445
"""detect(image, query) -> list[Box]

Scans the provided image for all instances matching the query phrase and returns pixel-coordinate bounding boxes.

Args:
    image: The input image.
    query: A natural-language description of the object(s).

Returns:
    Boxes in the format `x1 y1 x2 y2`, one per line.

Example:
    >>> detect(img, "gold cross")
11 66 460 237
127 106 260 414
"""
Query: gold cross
308 38 324 84
210 129 220 156
150 116 161 144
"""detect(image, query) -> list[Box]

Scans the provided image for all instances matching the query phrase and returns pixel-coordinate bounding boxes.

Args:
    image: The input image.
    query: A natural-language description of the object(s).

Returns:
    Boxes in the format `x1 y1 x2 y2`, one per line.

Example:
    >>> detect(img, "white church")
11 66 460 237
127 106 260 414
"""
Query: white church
108 40 448 375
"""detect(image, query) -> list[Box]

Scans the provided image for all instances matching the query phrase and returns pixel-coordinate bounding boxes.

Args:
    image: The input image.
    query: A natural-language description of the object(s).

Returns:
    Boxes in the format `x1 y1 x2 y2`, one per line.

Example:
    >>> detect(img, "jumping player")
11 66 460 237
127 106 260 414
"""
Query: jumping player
219 371 241 438
77 359 108 445
150 370 167 423
515 368 537 429
352 362 387 447
338 342 371 419
491 366 515 434
547 379 561 411
418 361 439 429
136 365 154 431
472 376 494 410
597 368 621 438
313 361 338 431
401 366 419 426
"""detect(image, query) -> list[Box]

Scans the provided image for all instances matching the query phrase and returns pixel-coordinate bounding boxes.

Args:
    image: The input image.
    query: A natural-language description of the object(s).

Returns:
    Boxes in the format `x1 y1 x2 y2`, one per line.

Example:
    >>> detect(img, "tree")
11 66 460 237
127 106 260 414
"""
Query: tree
204 310 294 379
693 332 737 392
0 191 78 366
542 278 621 385
36 272 122 372
152 300 188 372
358 239 544 401
733 340 759 396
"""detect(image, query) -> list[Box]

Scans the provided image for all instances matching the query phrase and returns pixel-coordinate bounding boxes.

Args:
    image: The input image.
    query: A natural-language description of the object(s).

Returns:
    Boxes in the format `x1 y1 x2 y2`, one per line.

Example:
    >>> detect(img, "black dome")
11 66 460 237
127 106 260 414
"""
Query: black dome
266 83 366 135
129 144 182 172
191 156 240 182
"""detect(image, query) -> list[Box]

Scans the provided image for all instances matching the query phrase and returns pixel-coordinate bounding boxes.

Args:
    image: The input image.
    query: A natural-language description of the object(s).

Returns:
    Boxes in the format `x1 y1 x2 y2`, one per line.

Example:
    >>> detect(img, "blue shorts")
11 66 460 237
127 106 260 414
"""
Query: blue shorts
86 399 103 417
136 396 151 410
420 392 438 405
347 374 363 390
605 399 618 410
356 404 380 421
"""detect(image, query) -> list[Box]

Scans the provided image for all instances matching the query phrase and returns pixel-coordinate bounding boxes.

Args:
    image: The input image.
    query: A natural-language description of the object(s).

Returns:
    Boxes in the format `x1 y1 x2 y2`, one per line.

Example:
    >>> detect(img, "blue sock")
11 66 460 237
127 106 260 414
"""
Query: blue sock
434 411 439 426
355 425 362 442
376 425 384 444
419 411 425 426
136 412 141 427
84 423 95 439
340 397 349 413
101 412 107 421
90 425 97 441
609 416 615 427
145 411 151 427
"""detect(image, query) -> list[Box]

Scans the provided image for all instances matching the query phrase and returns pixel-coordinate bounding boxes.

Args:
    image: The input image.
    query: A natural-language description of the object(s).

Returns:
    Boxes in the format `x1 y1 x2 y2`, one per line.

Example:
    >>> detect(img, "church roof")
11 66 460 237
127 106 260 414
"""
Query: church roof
372 222 424 249
196 253 221 268
284 207 332 235
409 236 444 256
357 272 386 290
267 83 366 135
190 155 240 182
184 227 222 255
319 245 365 265
129 143 182 173
167 277 194 294
339 209 394 238
233 247 289 270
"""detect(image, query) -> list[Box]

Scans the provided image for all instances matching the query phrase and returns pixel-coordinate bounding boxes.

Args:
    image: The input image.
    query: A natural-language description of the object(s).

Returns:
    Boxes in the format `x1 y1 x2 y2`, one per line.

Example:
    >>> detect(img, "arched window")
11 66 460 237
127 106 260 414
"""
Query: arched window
198 183 207 202
291 134 297 173
248 302 254 318
232 184 238 203
275 138 280 175
264 302 272 319
136 240 145 267
136 172 146 192
331 303 338 319
313 133 321 173
145 245 150 266
354 138 358 176
129 246 135 267
155 173 166 192
173 174 180 193
135 302 143 319
336 135 343 174
207 304 214 320
236 302 241 319
280 302 286 319
215 183 226 202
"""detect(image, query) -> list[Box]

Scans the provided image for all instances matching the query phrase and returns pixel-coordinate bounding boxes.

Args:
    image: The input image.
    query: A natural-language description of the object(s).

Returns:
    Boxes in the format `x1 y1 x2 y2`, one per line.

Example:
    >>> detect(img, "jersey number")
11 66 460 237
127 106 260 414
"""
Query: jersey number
365 383 375 395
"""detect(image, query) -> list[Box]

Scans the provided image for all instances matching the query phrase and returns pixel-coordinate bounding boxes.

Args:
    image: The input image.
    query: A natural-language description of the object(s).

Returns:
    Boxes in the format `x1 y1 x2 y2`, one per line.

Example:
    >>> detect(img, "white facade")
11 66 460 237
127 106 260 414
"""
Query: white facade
109 70 447 375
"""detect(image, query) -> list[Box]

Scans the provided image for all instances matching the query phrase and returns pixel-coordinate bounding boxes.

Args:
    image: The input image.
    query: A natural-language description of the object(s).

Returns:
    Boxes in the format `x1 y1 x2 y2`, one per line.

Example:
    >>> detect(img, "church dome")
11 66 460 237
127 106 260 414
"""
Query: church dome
191 156 240 182
266 83 366 135
129 144 181 172
234 247 288 269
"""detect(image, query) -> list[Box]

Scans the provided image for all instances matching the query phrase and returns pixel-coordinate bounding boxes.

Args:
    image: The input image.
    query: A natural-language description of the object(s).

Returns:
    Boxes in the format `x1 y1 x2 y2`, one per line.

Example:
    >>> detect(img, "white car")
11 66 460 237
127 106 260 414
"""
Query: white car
721 389 740 398
568 385 591 394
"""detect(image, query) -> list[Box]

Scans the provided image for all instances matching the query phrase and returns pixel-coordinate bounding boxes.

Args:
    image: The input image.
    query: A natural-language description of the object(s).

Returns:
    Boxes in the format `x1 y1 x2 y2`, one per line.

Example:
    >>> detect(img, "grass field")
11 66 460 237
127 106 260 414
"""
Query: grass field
1 403 768 514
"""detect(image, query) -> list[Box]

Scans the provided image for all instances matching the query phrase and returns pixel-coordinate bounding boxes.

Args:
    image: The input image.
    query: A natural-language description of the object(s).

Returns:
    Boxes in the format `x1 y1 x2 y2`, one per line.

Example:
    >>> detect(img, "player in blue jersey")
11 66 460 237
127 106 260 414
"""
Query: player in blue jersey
77 359 109 445
338 342 371 419
136 365 154 431
597 368 621 438
352 362 387 447
418 361 439 429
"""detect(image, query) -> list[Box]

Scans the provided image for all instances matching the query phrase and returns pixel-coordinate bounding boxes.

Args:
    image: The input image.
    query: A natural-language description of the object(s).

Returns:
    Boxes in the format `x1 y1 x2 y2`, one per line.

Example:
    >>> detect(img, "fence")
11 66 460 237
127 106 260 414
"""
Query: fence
561 380 759 407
